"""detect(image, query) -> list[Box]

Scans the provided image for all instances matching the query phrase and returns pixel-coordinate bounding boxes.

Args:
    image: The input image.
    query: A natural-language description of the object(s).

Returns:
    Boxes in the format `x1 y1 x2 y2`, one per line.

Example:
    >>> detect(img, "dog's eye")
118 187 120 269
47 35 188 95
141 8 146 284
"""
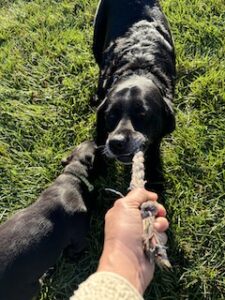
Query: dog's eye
105 112 120 131
138 111 147 117
135 111 147 119
108 113 117 121
107 108 121 121
106 113 117 124
131 109 149 131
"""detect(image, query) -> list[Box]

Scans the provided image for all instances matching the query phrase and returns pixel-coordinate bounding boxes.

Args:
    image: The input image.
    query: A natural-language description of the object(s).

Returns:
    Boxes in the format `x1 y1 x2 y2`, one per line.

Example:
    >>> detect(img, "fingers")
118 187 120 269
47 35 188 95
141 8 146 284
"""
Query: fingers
113 189 168 234
154 217 169 232
155 203 166 217
123 188 158 208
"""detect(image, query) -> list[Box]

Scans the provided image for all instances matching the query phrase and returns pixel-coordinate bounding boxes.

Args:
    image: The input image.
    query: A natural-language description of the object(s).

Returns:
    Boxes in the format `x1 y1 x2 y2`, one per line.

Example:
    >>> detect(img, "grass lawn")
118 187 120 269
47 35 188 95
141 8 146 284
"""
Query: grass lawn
0 0 224 299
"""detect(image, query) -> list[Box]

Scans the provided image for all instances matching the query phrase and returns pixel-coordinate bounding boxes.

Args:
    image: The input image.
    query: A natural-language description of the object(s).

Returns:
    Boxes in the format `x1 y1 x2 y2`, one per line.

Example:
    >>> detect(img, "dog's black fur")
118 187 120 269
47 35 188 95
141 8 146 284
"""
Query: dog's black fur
93 0 176 192
0 141 96 300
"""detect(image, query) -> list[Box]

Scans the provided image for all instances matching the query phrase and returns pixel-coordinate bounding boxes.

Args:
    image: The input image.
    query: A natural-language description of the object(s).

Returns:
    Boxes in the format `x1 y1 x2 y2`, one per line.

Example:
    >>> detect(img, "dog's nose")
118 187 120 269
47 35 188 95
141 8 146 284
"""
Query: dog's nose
109 137 127 154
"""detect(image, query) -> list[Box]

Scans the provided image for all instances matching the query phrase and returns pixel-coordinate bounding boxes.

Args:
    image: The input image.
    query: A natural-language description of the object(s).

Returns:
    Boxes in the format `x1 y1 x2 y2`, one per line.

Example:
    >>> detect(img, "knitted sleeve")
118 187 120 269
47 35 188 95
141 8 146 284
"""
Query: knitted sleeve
70 271 144 300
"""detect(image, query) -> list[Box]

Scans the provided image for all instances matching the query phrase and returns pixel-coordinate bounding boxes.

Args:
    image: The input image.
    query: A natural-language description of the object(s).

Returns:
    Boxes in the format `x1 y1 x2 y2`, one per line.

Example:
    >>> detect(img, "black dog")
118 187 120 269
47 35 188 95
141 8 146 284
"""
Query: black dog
0 141 96 300
93 0 176 192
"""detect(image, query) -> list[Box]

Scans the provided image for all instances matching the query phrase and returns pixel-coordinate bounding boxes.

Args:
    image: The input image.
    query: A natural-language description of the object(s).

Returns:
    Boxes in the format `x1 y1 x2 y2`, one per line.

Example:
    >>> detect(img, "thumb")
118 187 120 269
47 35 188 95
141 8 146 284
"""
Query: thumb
124 188 158 208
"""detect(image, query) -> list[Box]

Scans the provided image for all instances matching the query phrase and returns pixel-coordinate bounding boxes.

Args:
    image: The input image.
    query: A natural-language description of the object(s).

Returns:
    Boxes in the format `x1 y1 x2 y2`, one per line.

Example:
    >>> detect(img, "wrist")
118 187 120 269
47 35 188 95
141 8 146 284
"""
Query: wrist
97 240 151 294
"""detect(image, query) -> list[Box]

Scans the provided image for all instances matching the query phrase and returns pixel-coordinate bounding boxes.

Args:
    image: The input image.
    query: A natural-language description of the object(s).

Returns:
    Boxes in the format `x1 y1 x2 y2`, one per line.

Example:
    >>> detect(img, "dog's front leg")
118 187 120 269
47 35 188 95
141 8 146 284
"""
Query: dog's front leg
144 142 165 196
63 213 90 261
94 112 109 178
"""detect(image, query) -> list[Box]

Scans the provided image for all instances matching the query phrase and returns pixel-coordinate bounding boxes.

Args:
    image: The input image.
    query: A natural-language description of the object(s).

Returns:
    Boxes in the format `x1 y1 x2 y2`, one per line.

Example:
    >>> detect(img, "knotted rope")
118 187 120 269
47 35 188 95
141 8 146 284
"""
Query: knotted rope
130 151 171 269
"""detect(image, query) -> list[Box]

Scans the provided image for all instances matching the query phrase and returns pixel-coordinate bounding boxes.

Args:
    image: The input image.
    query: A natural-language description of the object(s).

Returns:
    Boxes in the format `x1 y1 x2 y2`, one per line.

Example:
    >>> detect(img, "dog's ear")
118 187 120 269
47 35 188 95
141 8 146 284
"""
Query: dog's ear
61 146 80 167
61 153 74 167
162 101 176 136
90 94 99 107
97 97 108 113
96 98 108 144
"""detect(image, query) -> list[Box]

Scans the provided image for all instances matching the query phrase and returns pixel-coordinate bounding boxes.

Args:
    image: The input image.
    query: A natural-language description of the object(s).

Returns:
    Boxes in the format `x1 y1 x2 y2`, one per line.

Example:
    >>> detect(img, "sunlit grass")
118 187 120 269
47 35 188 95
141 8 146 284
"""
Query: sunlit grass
0 0 224 299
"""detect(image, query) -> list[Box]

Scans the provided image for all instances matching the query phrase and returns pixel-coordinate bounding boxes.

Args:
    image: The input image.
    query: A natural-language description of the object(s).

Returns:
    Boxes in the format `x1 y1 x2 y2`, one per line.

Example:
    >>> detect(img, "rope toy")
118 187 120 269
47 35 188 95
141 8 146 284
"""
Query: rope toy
129 151 171 269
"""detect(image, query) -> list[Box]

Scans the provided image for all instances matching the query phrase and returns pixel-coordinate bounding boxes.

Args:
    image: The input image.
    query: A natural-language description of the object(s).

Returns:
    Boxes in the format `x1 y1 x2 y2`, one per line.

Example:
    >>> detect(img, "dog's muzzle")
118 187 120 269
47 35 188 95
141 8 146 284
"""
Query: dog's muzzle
104 132 147 164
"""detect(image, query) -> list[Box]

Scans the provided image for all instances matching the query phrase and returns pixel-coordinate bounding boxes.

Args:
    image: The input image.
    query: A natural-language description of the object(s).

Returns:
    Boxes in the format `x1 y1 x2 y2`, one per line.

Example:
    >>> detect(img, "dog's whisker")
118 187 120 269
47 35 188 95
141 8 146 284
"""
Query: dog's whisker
102 147 108 155
102 147 110 156
129 140 145 153
103 144 117 159
97 145 105 149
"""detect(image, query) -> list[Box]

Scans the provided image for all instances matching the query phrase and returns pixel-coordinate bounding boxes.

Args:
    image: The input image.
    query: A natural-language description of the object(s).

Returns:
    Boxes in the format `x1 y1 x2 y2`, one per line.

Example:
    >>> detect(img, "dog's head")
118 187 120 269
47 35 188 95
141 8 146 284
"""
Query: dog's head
97 77 175 164
61 141 97 169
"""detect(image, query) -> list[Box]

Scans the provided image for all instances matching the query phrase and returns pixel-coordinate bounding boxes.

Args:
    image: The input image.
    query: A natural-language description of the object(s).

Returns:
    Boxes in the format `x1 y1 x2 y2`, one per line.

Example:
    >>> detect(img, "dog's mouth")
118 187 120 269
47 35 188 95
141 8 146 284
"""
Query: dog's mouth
116 153 134 164
103 147 145 165
103 146 136 164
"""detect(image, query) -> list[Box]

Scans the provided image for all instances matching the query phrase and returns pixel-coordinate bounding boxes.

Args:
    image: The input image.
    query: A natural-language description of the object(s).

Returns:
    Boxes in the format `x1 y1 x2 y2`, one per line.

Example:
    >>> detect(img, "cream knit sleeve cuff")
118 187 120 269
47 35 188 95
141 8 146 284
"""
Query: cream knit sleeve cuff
70 271 144 300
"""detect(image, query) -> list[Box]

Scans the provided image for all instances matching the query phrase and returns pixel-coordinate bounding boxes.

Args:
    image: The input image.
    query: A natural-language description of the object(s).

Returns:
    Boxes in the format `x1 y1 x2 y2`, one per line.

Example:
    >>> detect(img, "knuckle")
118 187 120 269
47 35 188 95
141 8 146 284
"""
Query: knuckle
130 187 144 194
105 209 112 221
134 187 146 196
128 188 146 199
114 198 124 207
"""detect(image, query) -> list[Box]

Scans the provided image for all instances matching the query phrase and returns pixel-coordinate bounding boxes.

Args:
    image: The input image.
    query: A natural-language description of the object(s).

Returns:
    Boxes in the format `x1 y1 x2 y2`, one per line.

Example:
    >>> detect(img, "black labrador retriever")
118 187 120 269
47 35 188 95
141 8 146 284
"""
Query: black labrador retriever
93 0 176 192
0 141 96 300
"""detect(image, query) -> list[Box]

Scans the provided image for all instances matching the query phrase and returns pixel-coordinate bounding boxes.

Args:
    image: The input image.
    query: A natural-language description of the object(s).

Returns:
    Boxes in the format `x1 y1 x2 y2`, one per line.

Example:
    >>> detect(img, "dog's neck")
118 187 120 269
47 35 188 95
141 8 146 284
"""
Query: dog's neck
64 161 94 192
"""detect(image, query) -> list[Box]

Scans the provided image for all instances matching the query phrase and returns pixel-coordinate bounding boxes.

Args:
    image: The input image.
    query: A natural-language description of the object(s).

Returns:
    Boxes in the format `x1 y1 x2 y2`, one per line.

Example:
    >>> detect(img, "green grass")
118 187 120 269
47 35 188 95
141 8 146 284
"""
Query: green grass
0 0 224 299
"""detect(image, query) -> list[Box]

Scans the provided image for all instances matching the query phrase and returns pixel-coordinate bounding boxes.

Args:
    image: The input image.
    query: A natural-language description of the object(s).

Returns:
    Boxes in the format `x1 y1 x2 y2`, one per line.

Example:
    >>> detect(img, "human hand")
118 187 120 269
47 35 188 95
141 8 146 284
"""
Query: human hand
97 188 169 295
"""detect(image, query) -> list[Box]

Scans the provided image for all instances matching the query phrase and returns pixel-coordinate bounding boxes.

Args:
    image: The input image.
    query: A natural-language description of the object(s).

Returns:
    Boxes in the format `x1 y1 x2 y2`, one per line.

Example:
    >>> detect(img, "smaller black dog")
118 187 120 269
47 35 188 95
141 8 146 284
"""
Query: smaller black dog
0 141 97 300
